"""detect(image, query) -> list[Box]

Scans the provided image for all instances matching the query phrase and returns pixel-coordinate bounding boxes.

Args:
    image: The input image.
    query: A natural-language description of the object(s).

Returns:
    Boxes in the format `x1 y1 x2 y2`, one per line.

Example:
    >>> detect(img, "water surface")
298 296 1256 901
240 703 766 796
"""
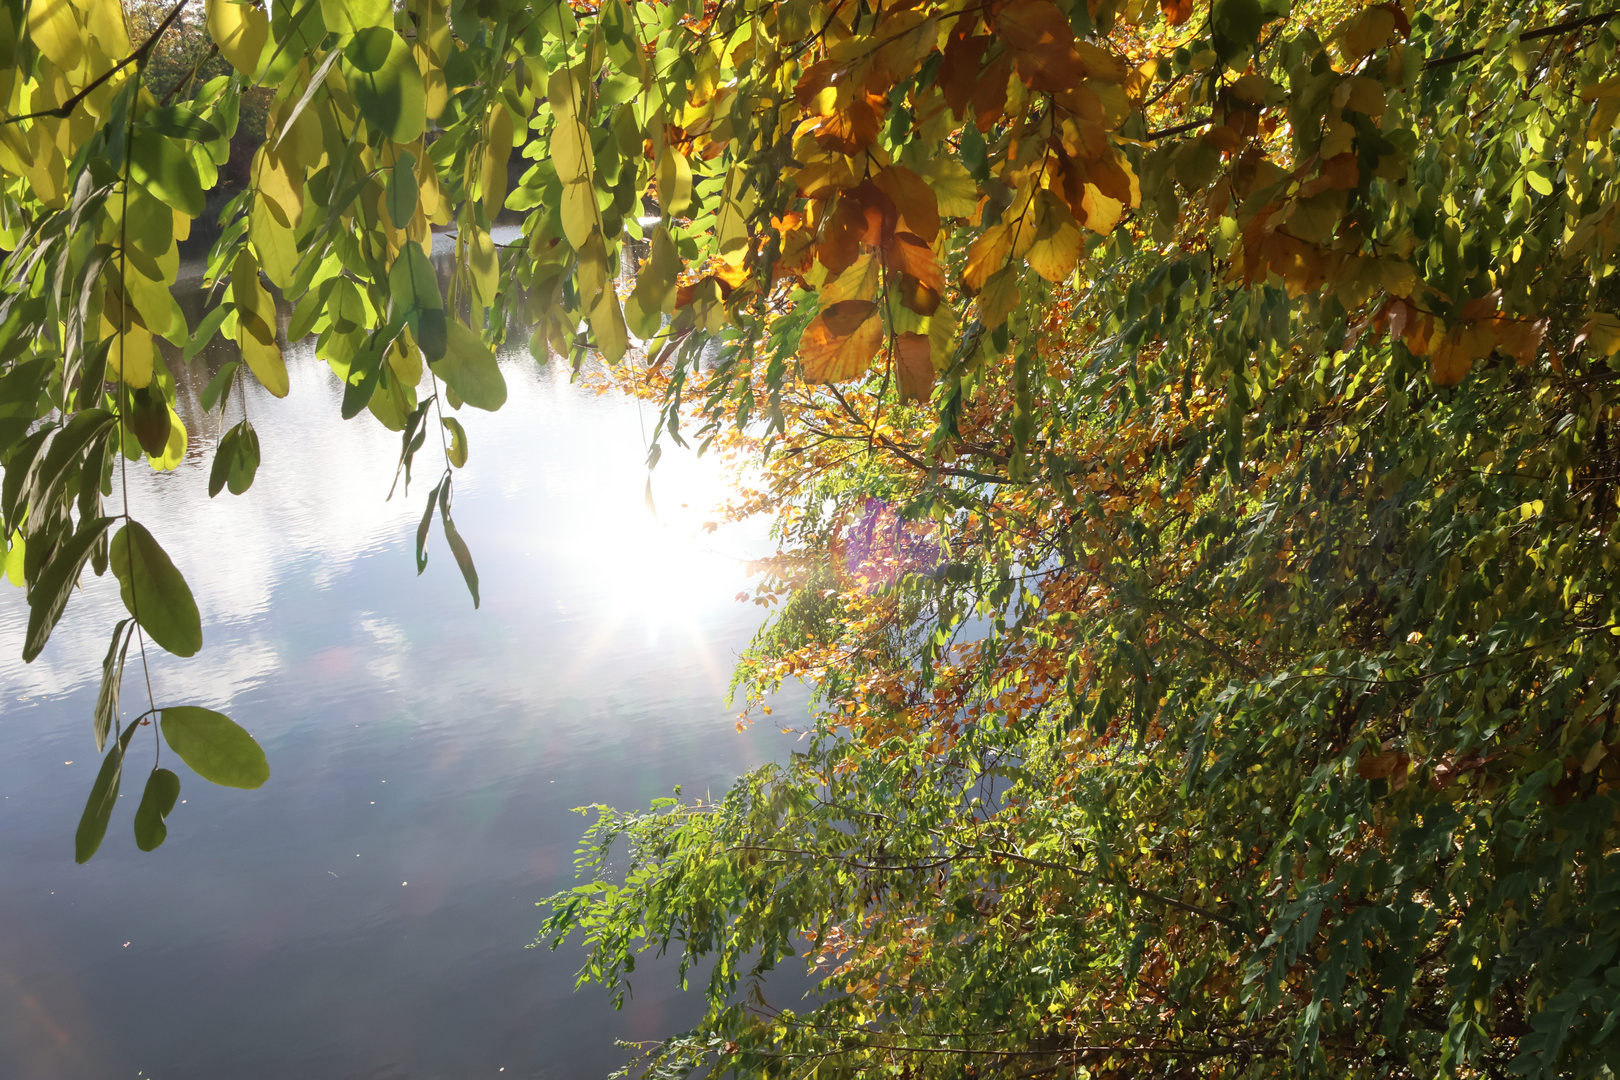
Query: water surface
0 298 801 1078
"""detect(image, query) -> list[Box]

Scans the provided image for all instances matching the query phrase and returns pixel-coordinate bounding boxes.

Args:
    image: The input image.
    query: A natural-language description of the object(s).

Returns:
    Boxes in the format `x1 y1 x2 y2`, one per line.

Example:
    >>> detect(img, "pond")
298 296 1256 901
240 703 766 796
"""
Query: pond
0 252 804 1079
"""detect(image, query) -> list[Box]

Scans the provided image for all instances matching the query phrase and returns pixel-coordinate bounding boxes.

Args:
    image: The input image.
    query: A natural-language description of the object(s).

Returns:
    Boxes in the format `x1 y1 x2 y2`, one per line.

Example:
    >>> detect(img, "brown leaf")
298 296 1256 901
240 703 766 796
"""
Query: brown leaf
895 332 934 402
996 0 1083 92
873 165 940 243
939 33 990 121
801 300 883 383
1492 317 1549 366
895 273 942 316
971 51 1015 132
1300 152 1361 198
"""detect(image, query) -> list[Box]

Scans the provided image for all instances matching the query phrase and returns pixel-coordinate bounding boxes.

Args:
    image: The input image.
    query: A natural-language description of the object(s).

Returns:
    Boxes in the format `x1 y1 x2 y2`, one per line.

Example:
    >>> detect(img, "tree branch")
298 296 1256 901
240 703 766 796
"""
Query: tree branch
0 0 189 127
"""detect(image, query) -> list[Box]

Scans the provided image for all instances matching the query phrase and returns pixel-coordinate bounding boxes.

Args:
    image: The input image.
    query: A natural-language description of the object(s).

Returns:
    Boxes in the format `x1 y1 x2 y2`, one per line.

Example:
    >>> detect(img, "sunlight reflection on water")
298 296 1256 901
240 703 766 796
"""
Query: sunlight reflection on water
0 287 806 1079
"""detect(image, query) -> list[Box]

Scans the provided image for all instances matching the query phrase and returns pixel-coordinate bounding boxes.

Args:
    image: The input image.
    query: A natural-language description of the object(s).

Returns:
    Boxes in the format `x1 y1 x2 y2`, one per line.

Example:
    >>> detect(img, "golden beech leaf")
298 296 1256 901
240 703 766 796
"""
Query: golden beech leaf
1079 183 1124 234
1428 323 1494 387
814 91 888 155
964 222 1016 292
872 11 938 90
873 165 940 243
820 250 881 305
1024 190 1082 282
996 0 1084 92
1335 6 1398 61
895 333 934 403
801 300 883 383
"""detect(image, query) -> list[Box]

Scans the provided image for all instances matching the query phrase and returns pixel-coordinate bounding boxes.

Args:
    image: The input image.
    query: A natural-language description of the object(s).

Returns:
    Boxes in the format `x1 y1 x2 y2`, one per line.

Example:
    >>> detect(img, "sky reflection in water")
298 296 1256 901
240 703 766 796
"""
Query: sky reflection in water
0 333 802 1079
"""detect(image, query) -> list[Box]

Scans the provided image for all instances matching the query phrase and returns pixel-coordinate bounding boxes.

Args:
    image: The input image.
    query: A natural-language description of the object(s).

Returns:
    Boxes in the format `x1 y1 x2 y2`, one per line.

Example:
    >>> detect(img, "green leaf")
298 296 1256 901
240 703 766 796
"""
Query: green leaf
341 27 426 144
386 241 444 360
439 482 479 608
129 130 204 217
319 0 389 36
93 618 133 753
386 151 418 230
110 521 203 658
209 421 261 498
75 723 138 864
133 768 181 852
432 319 507 411
1212 0 1265 65
24 516 116 663
442 416 468 467
186 304 235 363
416 478 441 574
199 361 240 412
138 105 222 144
160 707 270 789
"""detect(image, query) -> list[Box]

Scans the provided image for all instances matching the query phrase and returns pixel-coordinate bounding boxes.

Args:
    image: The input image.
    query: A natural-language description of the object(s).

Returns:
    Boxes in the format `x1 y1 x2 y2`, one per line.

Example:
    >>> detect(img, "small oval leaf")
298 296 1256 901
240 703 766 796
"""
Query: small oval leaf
133 768 181 851
110 522 203 657
160 707 269 789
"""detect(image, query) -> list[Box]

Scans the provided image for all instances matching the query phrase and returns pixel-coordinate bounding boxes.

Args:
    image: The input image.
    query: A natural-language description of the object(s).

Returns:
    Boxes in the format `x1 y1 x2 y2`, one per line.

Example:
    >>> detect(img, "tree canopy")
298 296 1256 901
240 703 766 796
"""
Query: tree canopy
3 0 1620 1075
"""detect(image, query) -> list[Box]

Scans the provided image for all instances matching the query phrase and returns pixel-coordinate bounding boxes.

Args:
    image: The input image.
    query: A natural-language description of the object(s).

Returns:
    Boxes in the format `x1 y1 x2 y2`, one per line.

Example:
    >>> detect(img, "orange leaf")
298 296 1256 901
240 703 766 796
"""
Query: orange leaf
1300 152 1360 198
881 232 945 294
1492 317 1549 366
895 332 934 402
873 165 940 243
801 300 883 383
1429 323 1494 386
971 51 1014 132
1160 0 1193 26
814 90 888 154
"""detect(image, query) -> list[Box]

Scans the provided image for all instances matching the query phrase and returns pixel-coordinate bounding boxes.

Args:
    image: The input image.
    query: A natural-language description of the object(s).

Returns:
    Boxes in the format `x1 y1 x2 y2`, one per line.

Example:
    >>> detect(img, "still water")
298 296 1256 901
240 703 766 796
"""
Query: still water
0 269 803 1078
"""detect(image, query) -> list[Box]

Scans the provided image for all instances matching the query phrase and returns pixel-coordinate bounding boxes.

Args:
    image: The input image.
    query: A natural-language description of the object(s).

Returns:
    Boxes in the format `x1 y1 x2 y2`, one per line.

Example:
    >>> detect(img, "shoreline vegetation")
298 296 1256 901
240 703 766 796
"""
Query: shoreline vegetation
0 1 1618 1078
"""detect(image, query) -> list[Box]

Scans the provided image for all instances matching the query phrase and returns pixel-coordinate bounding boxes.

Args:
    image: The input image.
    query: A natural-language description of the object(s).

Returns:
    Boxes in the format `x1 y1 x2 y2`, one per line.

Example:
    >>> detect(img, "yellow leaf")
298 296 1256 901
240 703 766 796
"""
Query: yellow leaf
27 0 82 75
231 252 289 398
1024 190 1082 282
1080 183 1123 234
589 287 629 364
1335 6 1396 61
657 146 693 217
801 300 883 383
104 322 154 389
469 225 498 308
146 407 188 472
480 103 514 219
977 265 1021 330
560 179 599 250
916 154 979 219
928 303 959 371
1575 313 1620 357
820 249 880 305
964 222 1016 292
252 145 303 229
206 0 270 77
